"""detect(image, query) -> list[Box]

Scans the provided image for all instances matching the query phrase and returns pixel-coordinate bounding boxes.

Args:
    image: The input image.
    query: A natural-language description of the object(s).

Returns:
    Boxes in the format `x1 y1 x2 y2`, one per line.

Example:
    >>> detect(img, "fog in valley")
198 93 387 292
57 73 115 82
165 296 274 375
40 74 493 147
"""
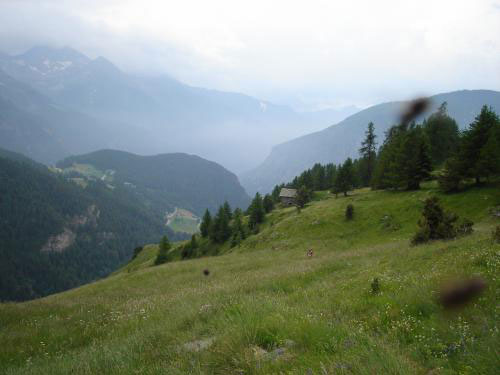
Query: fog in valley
1 0 499 177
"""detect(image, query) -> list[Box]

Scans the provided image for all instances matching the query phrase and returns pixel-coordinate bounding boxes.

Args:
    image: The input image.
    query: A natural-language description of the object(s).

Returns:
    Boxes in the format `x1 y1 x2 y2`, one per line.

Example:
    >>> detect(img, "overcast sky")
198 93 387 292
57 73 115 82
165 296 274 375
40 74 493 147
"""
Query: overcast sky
1 0 499 110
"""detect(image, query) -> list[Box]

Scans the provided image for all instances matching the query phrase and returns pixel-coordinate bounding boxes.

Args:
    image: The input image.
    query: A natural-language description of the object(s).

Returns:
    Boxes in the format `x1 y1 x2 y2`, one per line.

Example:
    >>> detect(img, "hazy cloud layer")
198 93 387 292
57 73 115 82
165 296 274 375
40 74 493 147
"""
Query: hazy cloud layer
1 0 499 110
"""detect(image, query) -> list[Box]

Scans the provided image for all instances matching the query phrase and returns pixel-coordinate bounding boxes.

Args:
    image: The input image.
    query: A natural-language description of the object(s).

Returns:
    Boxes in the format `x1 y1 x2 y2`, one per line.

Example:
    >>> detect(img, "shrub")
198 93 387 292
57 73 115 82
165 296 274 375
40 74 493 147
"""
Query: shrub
412 223 431 245
371 278 380 294
345 204 354 220
411 197 474 245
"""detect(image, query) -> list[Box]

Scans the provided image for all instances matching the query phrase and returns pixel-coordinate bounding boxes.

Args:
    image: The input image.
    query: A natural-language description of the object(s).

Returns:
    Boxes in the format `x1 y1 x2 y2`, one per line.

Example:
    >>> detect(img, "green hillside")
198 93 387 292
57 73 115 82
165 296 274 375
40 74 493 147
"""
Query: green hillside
0 150 186 302
57 149 251 216
1 182 499 374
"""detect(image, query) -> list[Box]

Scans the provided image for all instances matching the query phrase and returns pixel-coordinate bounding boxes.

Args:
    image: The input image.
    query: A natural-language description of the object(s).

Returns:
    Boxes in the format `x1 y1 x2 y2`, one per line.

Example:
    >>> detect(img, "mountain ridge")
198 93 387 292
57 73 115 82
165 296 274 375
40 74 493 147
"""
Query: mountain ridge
241 89 500 194
57 149 251 216
0 46 357 173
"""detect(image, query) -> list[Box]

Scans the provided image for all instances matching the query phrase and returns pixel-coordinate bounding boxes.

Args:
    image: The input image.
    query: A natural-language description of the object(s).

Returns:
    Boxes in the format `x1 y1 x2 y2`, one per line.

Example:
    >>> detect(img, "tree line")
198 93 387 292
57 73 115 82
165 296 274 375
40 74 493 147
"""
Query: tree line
271 103 500 196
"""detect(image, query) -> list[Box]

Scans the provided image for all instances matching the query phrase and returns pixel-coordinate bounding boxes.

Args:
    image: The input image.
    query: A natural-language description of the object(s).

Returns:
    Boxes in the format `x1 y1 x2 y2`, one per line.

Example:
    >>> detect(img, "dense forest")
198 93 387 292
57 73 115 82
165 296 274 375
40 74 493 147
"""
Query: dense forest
0 151 186 301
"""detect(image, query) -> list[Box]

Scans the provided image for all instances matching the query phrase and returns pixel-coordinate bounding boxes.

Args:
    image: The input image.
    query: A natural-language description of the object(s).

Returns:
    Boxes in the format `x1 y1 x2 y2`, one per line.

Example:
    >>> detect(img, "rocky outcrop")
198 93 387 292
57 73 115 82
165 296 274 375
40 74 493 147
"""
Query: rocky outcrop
41 204 100 253
41 228 76 253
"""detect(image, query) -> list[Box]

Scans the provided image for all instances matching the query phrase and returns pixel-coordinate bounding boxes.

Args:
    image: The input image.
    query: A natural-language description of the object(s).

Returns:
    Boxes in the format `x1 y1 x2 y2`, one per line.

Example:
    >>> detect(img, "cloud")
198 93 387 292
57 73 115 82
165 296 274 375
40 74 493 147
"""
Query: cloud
0 0 499 110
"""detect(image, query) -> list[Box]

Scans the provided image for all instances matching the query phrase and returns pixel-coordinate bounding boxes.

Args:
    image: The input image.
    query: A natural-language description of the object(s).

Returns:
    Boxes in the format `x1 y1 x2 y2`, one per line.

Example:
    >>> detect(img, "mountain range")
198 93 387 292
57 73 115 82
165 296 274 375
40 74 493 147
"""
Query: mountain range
241 89 500 194
0 46 355 173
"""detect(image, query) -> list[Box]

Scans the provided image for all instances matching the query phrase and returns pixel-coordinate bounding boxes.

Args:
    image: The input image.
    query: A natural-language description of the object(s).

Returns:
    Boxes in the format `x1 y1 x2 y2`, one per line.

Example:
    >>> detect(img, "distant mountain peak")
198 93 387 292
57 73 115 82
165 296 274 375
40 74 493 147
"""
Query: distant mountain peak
18 45 90 63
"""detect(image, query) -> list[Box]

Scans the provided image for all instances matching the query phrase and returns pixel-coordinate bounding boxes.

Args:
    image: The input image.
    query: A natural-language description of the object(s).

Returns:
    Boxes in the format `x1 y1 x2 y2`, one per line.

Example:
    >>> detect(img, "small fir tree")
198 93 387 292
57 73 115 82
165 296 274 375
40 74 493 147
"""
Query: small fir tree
154 235 171 265
200 209 212 238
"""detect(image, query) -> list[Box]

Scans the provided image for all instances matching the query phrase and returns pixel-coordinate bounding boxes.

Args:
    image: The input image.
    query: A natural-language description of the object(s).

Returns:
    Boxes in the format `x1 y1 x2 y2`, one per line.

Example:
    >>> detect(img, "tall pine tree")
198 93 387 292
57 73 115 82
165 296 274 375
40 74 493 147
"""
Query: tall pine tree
248 192 265 229
199 209 212 238
423 102 459 166
359 122 377 186
461 105 500 184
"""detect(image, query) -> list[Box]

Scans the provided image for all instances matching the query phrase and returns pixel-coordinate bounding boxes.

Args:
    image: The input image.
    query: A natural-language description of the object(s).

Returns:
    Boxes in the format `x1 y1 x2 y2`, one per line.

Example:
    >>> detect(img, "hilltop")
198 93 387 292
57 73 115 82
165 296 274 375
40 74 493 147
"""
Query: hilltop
1 181 498 374
57 149 250 216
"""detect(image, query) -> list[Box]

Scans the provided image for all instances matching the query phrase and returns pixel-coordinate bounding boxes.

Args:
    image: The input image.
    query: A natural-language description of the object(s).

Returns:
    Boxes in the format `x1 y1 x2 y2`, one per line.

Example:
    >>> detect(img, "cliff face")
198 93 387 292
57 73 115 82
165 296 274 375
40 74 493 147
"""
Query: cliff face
41 205 100 253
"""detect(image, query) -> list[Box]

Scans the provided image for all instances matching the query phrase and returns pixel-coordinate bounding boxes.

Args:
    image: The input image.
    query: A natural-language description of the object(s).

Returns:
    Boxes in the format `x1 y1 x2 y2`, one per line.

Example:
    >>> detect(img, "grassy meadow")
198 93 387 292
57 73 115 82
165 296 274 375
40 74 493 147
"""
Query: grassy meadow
1 182 499 374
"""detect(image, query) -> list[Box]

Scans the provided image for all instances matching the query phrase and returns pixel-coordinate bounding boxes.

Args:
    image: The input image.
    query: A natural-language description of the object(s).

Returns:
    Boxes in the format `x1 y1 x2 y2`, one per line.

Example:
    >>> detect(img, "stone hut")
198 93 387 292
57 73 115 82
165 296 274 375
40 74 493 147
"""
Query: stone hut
279 188 297 206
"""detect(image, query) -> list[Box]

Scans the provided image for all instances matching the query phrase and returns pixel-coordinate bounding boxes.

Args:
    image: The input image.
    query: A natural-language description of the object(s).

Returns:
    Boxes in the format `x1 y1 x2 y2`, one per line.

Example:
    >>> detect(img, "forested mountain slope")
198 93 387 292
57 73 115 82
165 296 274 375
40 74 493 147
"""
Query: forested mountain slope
57 149 250 216
0 150 185 301
241 90 500 194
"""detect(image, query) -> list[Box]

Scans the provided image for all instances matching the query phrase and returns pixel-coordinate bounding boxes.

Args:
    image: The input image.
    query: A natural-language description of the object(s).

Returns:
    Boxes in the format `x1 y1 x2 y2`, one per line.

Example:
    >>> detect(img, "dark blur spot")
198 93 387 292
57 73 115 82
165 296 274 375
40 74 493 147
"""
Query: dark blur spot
400 97 430 125
203 269 210 276
439 278 486 310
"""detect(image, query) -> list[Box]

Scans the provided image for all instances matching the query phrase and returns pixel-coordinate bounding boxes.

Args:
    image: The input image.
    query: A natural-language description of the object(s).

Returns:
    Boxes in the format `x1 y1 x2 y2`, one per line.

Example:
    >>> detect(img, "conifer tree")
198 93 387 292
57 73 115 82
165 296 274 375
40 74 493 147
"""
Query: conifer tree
311 163 327 190
248 192 265 229
154 235 171 265
461 105 500 184
295 185 310 208
423 102 459 166
476 122 500 180
231 208 246 240
333 158 355 196
400 126 432 190
438 157 463 192
371 125 406 189
263 194 274 213
211 205 231 243
223 201 232 220
359 122 377 186
190 234 198 249
325 163 337 190
199 209 212 238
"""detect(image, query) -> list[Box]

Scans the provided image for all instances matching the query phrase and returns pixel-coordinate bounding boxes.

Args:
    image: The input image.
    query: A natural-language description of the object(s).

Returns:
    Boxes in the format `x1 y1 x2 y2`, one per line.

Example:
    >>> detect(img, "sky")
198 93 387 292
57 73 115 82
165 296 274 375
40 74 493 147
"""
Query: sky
0 0 499 111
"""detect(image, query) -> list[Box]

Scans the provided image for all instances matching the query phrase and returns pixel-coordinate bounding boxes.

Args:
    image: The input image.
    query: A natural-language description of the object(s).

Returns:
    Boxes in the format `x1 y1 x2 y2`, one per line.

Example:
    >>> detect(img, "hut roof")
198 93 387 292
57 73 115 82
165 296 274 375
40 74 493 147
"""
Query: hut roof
279 188 297 198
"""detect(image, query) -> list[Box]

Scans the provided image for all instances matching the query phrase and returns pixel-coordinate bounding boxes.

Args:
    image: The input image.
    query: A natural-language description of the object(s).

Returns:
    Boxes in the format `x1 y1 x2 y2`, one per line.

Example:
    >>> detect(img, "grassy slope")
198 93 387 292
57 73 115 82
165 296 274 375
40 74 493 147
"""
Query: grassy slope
1 182 499 374
168 216 200 234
